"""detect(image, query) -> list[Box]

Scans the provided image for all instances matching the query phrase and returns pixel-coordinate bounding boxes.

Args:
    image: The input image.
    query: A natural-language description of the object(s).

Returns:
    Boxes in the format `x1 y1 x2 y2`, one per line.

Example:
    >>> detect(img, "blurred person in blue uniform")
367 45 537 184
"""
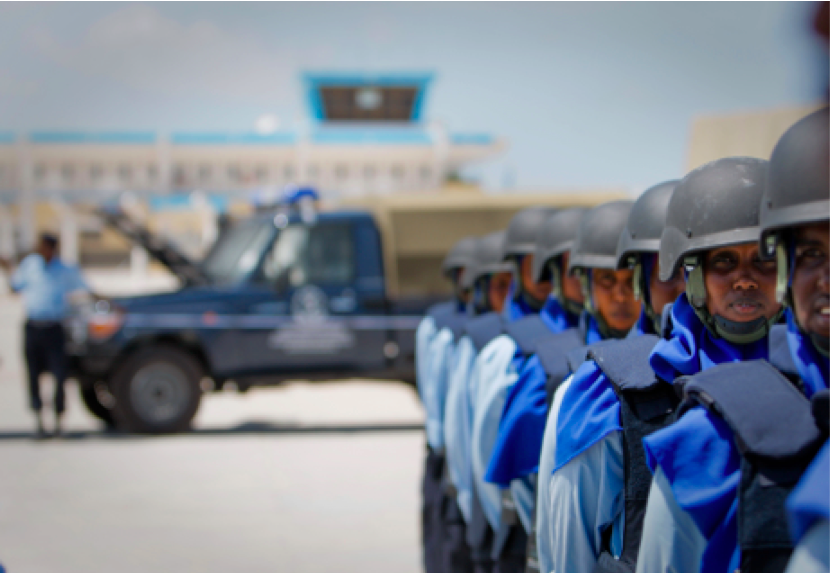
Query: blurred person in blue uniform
0 233 92 438
444 231 512 573
538 180 684 573
619 156 787 573
464 207 558 573
637 111 830 573
758 108 829 573
616 181 687 337
483 208 588 573
464 208 584 572
500 207 555 322
532 200 641 573
417 236 478 573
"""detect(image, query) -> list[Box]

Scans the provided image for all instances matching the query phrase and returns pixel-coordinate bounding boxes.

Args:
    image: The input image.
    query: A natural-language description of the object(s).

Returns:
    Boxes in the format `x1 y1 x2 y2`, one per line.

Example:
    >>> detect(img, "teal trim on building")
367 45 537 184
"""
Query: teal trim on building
148 193 229 213
312 129 432 145
30 132 156 144
450 134 494 145
171 132 297 145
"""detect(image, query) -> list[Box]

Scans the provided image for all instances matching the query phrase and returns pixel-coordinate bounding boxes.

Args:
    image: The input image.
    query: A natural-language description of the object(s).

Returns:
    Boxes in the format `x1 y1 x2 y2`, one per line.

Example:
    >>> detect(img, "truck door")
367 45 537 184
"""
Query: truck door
235 219 385 375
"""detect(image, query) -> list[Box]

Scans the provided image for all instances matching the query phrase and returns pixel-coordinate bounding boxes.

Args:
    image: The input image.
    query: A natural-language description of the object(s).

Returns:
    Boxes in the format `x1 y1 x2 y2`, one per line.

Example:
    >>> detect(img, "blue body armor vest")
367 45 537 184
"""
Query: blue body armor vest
678 360 825 573
587 335 678 573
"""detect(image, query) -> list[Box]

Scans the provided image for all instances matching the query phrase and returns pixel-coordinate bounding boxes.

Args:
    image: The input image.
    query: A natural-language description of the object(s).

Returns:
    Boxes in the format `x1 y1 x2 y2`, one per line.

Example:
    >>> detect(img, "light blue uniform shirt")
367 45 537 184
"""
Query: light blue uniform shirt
415 316 437 404
636 467 706 573
785 521 829 573
536 376 572 573
11 254 89 321
469 334 520 529
443 335 478 522
537 374 625 573
416 316 455 451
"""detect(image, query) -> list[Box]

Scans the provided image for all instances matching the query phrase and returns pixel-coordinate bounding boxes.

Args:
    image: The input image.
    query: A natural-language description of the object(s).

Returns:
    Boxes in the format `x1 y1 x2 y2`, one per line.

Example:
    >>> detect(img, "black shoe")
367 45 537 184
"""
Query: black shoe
34 416 46 440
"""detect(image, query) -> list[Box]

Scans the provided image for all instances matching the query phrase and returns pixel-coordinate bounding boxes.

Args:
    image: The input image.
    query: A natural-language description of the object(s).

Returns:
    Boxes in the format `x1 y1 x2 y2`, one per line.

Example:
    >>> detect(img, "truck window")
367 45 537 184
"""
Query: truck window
260 223 355 288
201 221 275 284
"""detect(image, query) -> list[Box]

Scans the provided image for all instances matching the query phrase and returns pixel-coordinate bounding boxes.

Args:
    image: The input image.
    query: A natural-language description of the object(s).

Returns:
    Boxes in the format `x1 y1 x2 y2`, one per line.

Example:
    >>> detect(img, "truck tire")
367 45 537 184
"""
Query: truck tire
109 346 203 434
79 382 116 428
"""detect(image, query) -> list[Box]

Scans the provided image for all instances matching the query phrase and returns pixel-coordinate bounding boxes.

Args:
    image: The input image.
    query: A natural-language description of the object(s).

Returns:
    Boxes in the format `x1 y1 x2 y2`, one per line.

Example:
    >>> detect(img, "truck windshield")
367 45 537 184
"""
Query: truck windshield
201 220 275 284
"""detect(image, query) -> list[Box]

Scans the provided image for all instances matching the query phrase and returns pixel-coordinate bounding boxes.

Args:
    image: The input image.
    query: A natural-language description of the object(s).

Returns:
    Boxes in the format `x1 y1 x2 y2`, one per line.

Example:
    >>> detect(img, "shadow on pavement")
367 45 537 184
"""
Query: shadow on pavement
0 420 424 441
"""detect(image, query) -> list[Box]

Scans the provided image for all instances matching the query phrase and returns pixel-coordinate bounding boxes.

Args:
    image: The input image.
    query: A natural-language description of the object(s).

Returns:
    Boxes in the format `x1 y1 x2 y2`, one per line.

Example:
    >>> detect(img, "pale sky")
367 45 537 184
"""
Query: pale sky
0 2 825 190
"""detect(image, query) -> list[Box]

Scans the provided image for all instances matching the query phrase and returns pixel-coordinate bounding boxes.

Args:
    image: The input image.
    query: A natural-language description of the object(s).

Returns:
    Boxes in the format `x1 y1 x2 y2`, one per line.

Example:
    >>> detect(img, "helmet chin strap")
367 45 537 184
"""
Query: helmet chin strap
471 276 493 315
521 290 546 312
549 260 584 317
685 261 782 344
632 260 661 334
512 257 546 311
810 333 830 358
578 271 629 340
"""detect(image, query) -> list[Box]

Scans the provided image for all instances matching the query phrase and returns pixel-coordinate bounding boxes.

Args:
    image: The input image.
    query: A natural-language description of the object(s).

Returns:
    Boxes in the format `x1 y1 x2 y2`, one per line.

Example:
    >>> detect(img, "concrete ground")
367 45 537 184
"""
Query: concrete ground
0 271 426 573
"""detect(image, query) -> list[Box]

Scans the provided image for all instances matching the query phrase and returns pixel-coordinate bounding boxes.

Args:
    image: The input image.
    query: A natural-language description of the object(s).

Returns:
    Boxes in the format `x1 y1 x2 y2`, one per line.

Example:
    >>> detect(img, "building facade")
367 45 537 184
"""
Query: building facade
0 73 503 202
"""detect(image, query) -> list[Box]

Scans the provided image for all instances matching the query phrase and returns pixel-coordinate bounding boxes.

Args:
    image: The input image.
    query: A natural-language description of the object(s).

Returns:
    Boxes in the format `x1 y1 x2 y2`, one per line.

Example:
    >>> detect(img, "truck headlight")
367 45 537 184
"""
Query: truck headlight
87 301 125 342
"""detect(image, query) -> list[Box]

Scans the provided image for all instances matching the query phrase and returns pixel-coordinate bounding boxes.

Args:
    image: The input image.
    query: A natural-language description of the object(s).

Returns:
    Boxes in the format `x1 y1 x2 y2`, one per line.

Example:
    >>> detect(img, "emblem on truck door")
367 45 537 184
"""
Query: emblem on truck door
290 285 328 324
268 285 355 354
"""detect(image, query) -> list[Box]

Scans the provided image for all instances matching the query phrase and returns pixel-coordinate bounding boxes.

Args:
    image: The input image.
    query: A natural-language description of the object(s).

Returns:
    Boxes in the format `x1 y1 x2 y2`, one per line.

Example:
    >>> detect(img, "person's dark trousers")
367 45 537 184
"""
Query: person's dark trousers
24 322 68 414
468 489 495 573
422 447 446 573
439 493 474 573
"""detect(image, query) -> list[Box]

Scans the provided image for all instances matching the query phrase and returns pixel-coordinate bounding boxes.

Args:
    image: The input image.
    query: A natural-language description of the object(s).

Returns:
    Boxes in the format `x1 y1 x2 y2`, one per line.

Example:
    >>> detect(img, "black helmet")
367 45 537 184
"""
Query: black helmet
503 207 557 260
532 208 588 282
461 231 512 290
617 180 679 330
442 236 478 278
761 107 830 258
660 156 780 343
568 200 634 339
762 107 830 356
569 201 634 274
659 157 768 281
617 180 679 269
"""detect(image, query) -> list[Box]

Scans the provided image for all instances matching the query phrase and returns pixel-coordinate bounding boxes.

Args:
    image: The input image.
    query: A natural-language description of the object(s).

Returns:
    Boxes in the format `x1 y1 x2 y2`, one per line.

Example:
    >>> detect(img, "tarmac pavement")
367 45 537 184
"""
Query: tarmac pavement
0 272 426 573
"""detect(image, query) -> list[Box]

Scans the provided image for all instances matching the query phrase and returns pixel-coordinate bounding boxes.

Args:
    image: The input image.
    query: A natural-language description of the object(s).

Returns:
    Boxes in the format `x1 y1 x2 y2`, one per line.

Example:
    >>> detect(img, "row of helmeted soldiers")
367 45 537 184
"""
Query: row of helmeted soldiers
415 107 829 573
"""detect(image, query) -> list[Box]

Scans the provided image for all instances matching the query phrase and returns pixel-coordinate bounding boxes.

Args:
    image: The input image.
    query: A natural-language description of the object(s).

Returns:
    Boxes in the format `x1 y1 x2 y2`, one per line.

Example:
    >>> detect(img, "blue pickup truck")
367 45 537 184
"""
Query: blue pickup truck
68 190 595 433
67 195 438 433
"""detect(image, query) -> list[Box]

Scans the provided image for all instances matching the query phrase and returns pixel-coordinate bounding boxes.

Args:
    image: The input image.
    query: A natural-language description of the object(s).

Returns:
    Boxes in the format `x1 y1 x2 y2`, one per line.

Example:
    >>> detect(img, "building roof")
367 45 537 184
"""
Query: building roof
303 72 435 123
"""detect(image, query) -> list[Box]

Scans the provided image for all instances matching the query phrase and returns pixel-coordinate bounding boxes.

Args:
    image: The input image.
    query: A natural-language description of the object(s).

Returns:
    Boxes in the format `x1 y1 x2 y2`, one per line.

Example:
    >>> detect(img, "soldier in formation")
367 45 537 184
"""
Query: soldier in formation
416 106 829 573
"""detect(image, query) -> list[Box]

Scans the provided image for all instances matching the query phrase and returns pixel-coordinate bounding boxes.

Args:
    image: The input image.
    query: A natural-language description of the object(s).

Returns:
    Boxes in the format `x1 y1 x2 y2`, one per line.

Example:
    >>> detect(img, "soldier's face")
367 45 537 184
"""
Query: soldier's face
648 255 686 316
591 269 641 332
791 223 830 339
703 243 780 323
560 252 584 305
520 255 552 301
488 272 513 314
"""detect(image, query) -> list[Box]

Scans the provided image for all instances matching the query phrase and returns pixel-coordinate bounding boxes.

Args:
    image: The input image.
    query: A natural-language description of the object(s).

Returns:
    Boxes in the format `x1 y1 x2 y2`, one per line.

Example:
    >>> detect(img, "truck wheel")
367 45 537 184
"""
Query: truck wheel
109 346 203 434
79 382 116 428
